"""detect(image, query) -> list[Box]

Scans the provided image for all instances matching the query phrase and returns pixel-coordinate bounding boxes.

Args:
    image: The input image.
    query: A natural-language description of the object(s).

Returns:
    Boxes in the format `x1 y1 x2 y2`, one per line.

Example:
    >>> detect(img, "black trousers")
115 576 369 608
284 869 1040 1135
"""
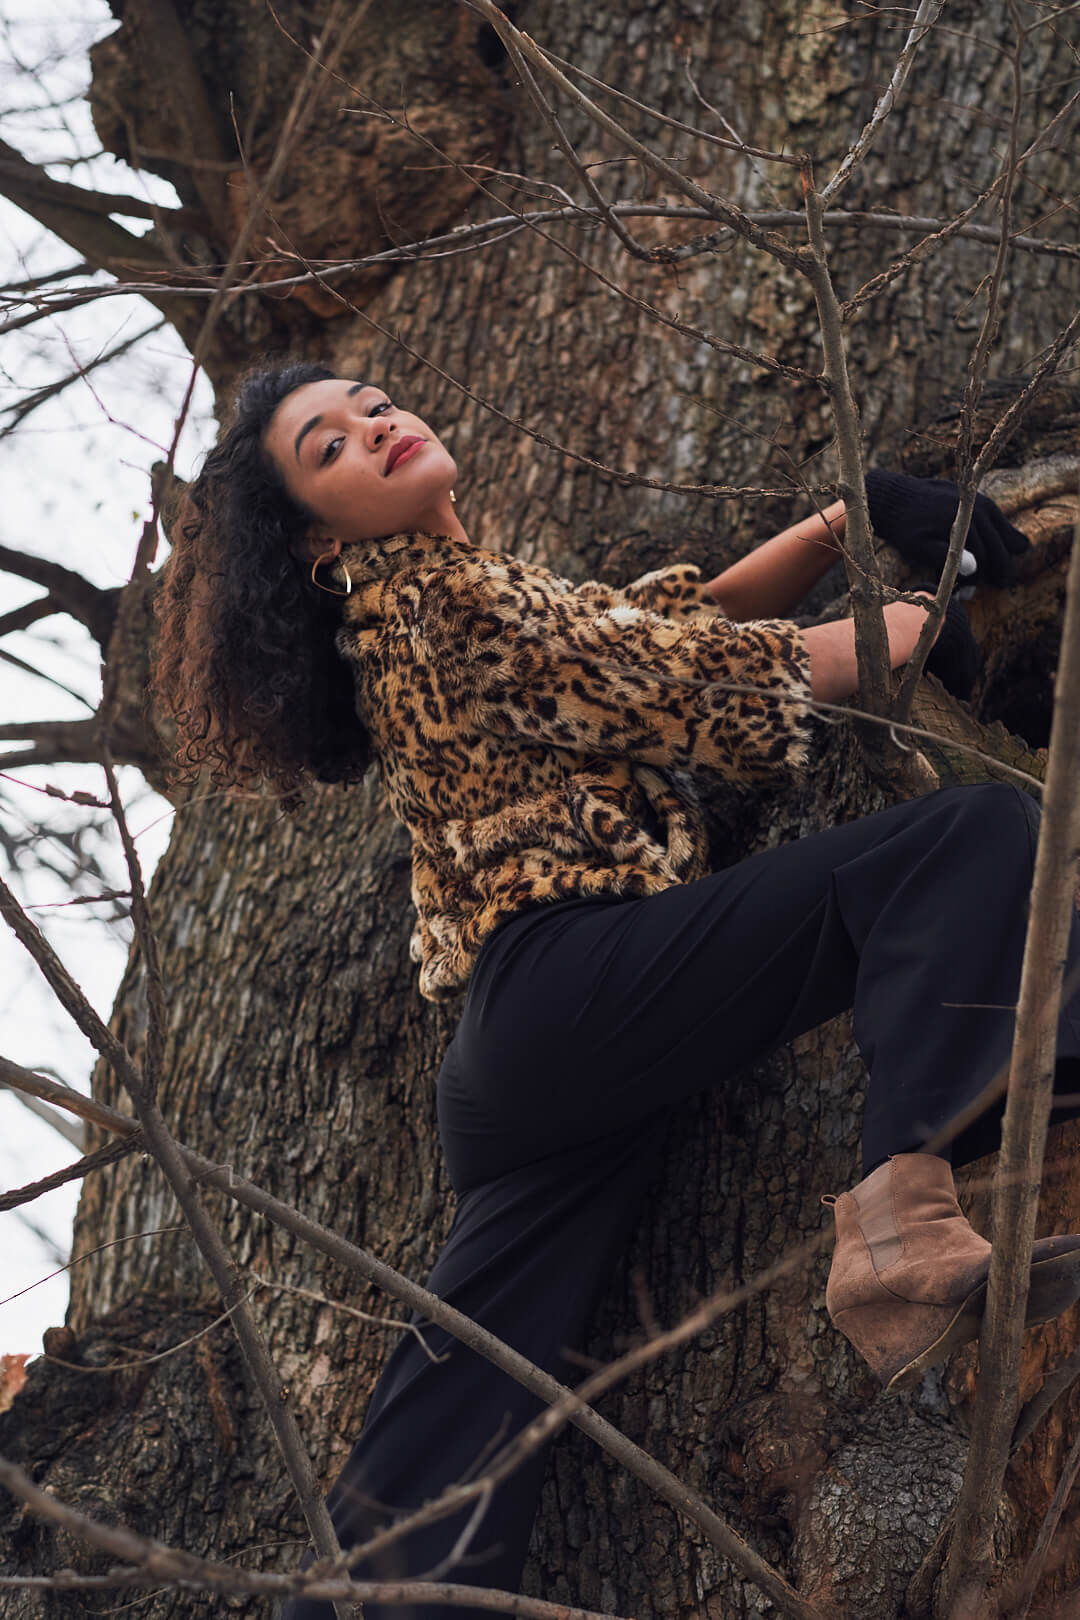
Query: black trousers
282 784 1080 1620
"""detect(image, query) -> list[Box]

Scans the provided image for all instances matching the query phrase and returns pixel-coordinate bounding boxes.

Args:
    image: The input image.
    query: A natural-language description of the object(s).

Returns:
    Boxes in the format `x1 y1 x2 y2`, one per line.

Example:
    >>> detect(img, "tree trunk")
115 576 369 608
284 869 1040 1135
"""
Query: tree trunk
3 2 1079 1616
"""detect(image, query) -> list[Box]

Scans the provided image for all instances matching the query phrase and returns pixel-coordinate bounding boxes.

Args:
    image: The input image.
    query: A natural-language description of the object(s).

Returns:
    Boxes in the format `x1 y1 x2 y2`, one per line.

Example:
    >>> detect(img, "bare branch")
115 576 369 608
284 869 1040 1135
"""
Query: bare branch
842 85 1080 319
1010 1339 1080 1456
820 0 947 205
0 868 355 1620
940 497 1080 1617
0 720 103 770
3 258 92 291
0 1135 139 1212
0 1056 822 1620
0 646 95 712
895 15 1026 720
1011 1424 1080 1620
0 136 189 277
0 1456 630 1618
1 204 1075 345
0 1223 186 1313
0 1083 85 1150
251 1274 450 1366
971 306 1080 484
0 318 167 438
542 46 803 166
0 141 209 231
801 169 892 715
460 0 805 266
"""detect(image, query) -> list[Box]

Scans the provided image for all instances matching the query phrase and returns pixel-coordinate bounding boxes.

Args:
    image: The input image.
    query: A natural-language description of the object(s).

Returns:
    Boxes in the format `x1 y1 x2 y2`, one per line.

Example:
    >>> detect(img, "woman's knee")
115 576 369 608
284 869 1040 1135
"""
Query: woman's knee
930 781 1039 870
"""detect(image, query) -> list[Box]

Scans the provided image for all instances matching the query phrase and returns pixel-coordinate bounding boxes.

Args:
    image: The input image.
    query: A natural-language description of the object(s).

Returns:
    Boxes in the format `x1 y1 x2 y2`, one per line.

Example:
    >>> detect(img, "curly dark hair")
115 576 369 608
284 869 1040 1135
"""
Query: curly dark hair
153 360 373 798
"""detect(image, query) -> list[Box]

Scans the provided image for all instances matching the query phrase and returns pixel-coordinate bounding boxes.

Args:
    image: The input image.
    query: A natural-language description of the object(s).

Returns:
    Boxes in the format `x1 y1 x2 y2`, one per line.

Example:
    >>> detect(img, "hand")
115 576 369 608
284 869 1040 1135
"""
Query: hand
865 469 1030 588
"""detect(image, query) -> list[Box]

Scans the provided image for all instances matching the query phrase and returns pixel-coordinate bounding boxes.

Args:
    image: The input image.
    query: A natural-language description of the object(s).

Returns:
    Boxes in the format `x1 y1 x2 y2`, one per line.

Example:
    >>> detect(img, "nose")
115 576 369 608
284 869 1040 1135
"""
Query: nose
367 414 398 452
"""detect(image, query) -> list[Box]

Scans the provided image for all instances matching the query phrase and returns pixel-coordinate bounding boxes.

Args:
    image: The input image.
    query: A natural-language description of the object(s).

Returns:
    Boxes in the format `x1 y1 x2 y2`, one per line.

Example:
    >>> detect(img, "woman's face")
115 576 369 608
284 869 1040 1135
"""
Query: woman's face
263 378 458 551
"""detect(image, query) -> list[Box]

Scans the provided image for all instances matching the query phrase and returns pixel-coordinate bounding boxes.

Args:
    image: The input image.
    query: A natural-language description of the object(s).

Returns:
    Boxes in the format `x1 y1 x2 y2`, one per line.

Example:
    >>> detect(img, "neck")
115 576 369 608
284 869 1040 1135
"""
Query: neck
414 495 470 546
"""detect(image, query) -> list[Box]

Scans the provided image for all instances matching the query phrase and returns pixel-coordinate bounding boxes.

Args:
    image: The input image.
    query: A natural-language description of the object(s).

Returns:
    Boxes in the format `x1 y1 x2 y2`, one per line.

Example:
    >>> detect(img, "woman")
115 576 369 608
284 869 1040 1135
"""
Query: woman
154 362 1080 1619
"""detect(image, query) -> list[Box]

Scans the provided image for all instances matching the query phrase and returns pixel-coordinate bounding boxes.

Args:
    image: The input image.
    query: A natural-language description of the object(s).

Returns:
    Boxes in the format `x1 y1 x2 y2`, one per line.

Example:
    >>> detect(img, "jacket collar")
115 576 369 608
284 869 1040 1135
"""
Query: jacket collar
337 530 474 588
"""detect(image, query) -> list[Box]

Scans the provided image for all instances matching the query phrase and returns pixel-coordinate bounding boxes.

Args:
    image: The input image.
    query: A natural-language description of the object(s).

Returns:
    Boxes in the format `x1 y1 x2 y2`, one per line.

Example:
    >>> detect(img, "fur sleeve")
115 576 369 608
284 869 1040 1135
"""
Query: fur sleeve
556 563 721 621
414 555 813 784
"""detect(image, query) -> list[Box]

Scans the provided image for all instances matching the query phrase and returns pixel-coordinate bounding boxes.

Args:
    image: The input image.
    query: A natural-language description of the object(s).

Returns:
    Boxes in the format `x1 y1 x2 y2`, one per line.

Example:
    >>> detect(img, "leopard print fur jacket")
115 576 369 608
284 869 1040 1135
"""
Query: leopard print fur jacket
335 530 813 1001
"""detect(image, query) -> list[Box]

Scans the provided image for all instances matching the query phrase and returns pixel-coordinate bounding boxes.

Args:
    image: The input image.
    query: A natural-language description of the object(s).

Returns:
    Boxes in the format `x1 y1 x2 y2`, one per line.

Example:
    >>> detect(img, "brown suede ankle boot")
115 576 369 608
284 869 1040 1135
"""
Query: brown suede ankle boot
823 1153 1080 1394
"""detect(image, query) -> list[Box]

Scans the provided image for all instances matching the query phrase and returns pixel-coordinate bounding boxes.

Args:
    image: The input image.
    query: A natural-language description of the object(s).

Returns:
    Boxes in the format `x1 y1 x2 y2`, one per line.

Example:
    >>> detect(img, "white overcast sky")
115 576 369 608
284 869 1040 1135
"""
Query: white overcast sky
1 1 216 1352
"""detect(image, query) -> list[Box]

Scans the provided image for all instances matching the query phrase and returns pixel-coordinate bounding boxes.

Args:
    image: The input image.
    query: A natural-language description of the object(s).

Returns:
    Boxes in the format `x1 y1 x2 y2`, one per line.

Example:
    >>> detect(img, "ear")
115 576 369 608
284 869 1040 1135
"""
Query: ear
291 531 342 566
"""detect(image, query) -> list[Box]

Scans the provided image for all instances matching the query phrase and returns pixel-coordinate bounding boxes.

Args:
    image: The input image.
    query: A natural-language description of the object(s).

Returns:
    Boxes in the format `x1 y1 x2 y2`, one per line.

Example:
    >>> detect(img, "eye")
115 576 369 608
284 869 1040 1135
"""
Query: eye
318 435 344 466
370 398 393 416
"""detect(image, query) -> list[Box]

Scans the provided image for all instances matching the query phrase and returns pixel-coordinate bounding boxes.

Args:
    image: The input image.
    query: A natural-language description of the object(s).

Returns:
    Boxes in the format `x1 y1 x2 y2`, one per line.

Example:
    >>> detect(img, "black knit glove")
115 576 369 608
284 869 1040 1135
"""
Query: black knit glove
865 469 1029 588
922 594 983 700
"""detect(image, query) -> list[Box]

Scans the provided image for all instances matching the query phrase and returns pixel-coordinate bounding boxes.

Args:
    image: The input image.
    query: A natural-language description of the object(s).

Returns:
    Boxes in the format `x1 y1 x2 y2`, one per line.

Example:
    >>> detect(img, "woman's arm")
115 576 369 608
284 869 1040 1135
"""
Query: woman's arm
802 596 938 703
704 500 846 621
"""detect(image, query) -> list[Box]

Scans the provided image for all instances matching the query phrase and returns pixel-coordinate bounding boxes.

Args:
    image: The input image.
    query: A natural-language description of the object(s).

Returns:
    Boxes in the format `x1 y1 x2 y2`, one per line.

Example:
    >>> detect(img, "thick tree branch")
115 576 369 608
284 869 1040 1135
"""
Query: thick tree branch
0 720 103 769
0 142 208 230
126 0 234 232
0 545 118 646
0 138 182 277
0 597 58 638
939 497 1080 1618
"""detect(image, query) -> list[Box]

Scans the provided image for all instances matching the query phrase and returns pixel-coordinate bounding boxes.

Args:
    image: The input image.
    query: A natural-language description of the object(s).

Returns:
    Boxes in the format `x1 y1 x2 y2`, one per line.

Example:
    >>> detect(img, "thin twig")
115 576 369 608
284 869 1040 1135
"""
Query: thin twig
44 1290 259 1374
2 204 1075 341
540 47 803 165
1010 1340 1080 1456
939 494 1080 1619
0 1223 186 1310
250 1274 449 1366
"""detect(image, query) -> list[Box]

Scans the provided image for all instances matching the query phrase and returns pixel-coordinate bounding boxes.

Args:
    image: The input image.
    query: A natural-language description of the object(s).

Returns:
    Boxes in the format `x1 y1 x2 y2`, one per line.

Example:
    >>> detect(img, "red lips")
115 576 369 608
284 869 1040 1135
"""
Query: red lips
384 435 425 475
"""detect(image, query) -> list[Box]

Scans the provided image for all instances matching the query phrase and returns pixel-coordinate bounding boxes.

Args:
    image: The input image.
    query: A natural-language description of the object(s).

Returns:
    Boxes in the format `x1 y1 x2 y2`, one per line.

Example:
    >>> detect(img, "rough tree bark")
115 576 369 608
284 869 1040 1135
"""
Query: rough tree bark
2 2 1079 1617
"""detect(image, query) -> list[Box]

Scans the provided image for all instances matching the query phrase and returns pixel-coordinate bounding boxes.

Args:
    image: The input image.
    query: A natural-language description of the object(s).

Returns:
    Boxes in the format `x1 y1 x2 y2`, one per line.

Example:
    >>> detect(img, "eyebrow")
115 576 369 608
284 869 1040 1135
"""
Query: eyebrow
293 382 370 462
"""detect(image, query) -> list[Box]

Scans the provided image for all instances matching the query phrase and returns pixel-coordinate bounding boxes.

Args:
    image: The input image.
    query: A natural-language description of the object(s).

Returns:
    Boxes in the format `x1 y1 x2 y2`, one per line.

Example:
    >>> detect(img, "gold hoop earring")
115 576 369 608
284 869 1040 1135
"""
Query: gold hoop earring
449 489 457 505
310 551 352 597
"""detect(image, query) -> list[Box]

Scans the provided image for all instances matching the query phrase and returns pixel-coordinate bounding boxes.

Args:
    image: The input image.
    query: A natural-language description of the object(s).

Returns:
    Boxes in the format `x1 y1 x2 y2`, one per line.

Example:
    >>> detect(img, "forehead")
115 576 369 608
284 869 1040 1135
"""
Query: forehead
269 378 378 437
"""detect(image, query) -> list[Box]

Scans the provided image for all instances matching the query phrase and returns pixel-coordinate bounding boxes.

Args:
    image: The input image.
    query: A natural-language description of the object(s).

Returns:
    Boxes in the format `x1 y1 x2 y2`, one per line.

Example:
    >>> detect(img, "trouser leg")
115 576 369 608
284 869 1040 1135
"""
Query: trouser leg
453 783 1080 1179
280 1119 663 1620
